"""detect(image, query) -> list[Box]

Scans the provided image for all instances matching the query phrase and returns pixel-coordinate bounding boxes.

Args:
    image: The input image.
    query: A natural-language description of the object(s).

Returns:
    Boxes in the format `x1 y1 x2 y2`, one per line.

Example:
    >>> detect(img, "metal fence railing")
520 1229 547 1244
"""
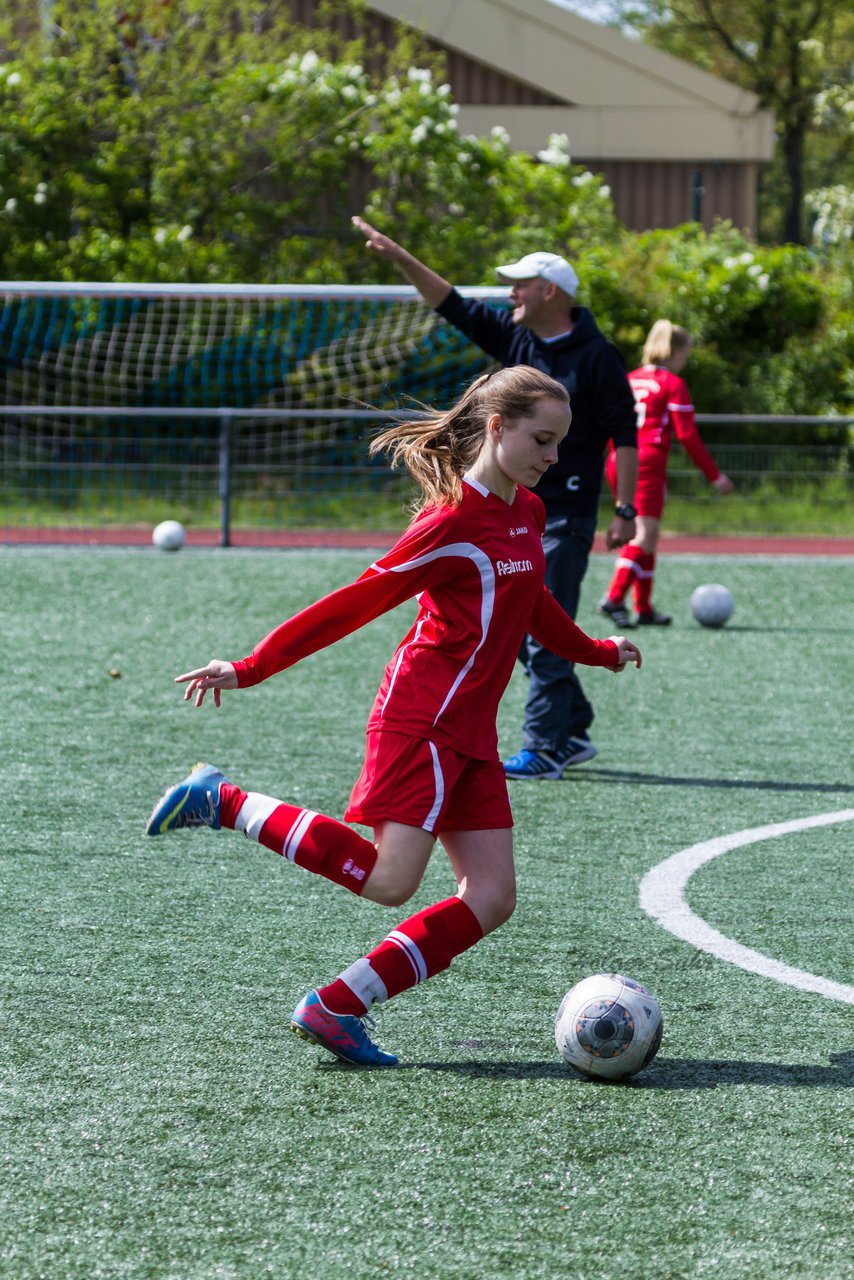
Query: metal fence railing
1 408 852 545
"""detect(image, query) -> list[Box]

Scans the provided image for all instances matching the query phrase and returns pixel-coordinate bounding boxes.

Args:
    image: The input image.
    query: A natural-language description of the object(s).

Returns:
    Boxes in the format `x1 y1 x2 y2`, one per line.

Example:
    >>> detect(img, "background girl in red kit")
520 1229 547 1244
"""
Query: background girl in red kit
599 319 735 627
146 366 641 1066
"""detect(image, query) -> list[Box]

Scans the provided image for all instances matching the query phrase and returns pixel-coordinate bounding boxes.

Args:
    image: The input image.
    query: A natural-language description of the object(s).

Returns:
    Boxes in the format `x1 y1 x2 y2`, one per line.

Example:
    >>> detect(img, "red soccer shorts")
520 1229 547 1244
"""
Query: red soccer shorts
606 449 668 520
346 730 513 834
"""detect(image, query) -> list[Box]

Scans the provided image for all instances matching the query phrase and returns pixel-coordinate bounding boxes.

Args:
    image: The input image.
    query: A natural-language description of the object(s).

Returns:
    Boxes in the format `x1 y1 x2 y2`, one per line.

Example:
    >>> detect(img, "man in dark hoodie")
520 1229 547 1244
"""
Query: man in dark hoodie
352 216 638 779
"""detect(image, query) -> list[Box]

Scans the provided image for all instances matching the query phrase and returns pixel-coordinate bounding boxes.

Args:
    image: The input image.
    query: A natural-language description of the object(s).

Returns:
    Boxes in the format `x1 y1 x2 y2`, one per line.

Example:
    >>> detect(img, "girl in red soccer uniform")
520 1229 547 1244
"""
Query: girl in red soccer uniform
146 367 641 1066
599 320 734 626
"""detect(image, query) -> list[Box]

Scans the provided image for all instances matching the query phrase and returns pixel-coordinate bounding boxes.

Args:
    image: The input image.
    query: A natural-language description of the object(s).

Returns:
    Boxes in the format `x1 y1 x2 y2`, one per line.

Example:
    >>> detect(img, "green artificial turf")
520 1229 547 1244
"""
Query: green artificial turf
1 547 852 1280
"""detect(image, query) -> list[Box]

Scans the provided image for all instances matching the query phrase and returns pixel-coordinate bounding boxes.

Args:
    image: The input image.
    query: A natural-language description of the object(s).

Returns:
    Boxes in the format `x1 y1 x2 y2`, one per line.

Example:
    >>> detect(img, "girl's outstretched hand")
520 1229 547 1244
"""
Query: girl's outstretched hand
607 636 642 673
175 660 238 708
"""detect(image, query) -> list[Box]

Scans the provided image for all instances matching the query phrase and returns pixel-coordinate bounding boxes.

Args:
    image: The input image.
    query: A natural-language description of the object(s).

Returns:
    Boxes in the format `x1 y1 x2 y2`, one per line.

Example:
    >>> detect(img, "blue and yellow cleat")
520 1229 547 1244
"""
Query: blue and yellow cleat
290 990 398 1067
145 762 228 836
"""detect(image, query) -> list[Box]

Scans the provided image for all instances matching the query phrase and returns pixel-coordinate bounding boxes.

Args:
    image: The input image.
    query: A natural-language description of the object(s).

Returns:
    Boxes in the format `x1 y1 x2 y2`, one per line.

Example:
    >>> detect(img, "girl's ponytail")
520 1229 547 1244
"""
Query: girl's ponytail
371 366 569 509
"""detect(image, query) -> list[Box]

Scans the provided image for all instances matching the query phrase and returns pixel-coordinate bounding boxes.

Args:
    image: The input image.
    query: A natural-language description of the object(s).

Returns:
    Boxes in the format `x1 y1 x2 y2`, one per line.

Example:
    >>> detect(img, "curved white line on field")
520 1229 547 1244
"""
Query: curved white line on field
639 810 854 1005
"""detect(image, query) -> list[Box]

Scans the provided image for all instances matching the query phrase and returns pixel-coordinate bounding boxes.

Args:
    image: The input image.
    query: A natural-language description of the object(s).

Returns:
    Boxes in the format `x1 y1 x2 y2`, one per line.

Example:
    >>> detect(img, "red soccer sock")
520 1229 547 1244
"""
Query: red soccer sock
319 896 485 1016
220 783 377 894
607 543 645 604
633 550 656 615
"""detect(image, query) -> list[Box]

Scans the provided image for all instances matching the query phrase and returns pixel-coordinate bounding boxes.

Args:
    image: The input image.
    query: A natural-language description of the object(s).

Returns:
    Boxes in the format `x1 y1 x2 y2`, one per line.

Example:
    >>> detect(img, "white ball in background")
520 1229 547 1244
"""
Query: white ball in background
690 583 734 628
152 519 186 552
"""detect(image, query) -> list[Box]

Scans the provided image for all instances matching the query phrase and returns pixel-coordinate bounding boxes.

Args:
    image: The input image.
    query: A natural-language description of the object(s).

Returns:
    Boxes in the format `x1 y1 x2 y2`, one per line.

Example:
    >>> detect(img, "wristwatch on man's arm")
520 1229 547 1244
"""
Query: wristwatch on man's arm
614 503 637 520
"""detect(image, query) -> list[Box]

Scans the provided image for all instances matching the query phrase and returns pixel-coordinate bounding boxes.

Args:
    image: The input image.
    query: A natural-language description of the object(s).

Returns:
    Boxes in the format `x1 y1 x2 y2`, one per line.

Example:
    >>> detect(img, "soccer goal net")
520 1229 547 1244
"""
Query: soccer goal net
0 281 504 534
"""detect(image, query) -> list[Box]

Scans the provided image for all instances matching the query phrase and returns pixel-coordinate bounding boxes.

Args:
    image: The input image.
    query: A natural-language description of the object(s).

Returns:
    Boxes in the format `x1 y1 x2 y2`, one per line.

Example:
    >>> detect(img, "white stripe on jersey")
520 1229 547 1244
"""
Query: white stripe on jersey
235 792 281 841
372 542 496 727
666 401 693 412
382 615 427 718
423 741 444 833
462 473 490 497
386 929 429 984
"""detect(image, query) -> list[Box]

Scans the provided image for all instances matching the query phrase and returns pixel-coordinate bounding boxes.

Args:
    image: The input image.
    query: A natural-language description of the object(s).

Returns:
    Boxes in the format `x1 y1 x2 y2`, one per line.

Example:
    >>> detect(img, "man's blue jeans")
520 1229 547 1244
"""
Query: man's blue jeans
519 514 598 753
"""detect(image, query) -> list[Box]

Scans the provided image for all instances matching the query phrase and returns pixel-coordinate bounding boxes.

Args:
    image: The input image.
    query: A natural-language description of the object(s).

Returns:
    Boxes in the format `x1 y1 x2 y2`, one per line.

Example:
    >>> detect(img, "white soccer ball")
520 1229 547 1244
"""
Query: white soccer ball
152 519 186 552
690 582 733 628
555 973 663 1081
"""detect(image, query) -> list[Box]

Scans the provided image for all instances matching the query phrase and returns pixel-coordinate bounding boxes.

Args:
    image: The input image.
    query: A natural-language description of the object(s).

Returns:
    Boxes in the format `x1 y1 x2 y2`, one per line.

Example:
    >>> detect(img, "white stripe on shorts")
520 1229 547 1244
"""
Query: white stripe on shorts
423 741 444 833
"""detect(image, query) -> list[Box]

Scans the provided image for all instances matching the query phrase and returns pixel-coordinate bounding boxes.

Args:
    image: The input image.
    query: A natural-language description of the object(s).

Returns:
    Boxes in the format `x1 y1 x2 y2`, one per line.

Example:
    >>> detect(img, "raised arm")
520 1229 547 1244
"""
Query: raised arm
352 215 453 309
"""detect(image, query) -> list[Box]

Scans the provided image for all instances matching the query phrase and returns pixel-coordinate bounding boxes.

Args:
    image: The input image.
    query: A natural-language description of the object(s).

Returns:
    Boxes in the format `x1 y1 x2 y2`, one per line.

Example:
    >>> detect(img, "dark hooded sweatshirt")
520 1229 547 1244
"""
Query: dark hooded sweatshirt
435 288 637 521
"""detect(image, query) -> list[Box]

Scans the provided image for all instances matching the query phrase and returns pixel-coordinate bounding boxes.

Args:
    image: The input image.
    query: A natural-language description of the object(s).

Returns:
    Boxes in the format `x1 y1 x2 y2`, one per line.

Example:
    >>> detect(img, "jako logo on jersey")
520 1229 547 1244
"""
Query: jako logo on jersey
508 526 528 538
497 557 534 576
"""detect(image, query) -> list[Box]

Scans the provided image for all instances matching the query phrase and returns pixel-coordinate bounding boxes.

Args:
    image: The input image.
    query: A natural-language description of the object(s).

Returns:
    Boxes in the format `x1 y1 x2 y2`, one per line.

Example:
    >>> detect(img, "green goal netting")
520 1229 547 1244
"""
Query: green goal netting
0 282 505 534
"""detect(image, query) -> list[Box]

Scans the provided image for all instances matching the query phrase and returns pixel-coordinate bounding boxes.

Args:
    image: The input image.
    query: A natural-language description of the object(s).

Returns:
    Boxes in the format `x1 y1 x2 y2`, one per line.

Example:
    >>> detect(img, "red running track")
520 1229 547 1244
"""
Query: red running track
1 526 853 555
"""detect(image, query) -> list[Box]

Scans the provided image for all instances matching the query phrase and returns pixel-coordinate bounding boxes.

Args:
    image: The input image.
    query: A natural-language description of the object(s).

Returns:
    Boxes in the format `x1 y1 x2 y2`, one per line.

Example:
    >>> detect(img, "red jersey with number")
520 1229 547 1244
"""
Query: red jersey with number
232 477 619 760
627 365 720 481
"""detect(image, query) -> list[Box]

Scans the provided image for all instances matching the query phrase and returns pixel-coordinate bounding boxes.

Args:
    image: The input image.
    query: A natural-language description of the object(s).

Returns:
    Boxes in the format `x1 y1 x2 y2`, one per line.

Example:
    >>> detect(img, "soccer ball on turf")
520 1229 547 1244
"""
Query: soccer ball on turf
690 582 733 628
555 973 663 1081
152 519 186 552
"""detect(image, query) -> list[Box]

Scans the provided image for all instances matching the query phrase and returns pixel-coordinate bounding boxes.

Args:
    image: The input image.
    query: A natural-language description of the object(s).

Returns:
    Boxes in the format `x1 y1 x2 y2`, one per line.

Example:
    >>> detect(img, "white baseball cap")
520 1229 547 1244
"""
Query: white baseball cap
496 251 579 297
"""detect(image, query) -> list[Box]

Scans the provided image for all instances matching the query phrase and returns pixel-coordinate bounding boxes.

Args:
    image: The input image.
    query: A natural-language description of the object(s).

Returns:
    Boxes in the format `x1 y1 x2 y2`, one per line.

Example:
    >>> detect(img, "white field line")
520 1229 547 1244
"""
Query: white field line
639 810 854 1005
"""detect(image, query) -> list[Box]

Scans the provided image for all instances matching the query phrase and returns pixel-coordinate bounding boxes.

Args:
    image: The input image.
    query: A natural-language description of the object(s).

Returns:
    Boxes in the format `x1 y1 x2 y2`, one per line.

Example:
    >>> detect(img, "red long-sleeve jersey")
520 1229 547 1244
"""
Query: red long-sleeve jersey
232 477 620 760
628 365 720 482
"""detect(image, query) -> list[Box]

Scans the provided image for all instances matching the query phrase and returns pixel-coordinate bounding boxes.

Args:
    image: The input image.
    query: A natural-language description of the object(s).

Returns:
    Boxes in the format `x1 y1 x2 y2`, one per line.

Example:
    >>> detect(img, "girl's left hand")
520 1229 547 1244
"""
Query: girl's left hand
175 659 238 708
607 636 642 672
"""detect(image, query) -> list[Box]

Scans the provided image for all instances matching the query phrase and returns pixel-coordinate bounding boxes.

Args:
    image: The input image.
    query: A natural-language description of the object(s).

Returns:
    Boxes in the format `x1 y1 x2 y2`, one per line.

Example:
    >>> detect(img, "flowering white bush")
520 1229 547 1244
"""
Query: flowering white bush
537 133 571 167
806 185 854 245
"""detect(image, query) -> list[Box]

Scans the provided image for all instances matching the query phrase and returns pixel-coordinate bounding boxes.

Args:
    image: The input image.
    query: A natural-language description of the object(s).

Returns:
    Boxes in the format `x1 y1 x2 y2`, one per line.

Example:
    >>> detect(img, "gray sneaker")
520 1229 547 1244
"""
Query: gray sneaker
563 735 598 766
598 597 633 628
637 609 672 626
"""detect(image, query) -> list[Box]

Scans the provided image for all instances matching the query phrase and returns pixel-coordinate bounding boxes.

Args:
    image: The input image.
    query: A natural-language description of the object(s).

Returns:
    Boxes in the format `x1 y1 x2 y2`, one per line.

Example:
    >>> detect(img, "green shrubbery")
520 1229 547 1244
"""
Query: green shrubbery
0 0 851 435
580 226 852 415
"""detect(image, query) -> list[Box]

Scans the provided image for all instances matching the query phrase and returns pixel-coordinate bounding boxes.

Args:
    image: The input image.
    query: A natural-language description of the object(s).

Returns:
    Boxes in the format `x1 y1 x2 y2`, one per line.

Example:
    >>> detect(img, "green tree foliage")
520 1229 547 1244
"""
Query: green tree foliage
0 0 616 282
582 224 854 470
0 0 850 433
597 0 854 246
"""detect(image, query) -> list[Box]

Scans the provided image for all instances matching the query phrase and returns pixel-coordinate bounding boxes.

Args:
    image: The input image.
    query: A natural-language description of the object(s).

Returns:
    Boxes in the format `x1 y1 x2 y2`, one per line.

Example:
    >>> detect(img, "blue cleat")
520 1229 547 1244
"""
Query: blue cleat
503 737 597 780
145 762 228 836
290 991 398 1067
503 748 565 780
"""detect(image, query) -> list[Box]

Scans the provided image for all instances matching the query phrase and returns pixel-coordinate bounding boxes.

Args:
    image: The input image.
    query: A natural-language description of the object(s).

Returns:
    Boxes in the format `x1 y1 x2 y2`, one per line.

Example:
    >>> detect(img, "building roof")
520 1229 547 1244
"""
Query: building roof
366 0 775 162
